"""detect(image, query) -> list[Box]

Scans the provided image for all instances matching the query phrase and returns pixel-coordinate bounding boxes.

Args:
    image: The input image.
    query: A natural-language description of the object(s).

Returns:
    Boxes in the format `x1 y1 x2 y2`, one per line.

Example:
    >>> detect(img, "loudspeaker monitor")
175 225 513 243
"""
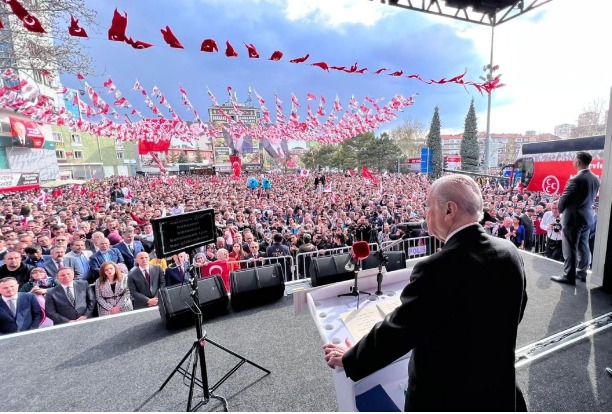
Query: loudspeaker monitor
230 263 285 310
310 253 355 287
158 275 229 329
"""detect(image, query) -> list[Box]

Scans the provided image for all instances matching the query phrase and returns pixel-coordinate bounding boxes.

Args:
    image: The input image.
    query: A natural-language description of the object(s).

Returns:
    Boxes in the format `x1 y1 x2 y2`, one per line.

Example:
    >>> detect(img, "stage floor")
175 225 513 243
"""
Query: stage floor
1 252 611 412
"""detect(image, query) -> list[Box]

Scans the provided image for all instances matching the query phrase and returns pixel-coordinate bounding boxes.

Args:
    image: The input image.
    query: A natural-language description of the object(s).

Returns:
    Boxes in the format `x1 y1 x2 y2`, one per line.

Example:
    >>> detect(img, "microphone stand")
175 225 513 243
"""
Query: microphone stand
375 237 405 296
338 259 371 309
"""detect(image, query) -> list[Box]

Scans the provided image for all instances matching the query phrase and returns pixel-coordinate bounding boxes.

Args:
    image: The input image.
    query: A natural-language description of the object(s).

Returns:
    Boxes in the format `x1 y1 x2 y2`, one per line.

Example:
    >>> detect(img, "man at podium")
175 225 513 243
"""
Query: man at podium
324 174 528 412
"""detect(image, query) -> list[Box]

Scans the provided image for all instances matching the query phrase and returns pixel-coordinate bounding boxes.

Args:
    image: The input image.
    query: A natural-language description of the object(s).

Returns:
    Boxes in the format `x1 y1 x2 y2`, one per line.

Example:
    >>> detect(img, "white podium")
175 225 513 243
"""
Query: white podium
306 268 413 412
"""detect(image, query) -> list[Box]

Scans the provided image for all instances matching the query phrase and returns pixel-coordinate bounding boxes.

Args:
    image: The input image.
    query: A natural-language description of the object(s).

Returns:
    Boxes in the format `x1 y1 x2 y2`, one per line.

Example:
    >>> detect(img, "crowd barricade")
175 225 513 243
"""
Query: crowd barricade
534 234 547 254
233 255 296 284
293 243 379 282
381 236 443 260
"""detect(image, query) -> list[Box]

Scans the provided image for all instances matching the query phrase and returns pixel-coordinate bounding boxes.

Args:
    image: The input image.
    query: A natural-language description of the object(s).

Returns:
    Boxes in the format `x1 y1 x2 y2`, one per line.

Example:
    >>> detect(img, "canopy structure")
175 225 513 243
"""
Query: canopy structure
376 0 553 26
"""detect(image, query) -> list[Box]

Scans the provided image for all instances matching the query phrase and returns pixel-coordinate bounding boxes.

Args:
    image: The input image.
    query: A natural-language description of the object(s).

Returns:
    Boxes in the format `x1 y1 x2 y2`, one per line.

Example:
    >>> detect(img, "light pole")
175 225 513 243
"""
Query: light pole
483 25 496 173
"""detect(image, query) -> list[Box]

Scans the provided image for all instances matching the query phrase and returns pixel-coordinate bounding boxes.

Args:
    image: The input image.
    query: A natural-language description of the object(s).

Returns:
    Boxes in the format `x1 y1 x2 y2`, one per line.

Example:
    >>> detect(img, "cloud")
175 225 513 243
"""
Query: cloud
282 0 398 28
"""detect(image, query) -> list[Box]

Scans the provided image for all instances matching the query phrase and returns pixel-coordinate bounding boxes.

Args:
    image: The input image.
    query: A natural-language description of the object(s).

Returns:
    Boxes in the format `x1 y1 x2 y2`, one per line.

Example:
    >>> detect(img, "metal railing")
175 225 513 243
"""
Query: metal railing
381 236 443 260
292 243 380 282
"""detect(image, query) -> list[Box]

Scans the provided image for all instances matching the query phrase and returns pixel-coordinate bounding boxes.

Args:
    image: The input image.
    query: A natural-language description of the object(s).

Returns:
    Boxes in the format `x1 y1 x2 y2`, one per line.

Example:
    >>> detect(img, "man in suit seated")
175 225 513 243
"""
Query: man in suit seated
127 251 165 309
89 237 125 276
43 245 83 280
164 252 191 287
0 276 42 334
45 267 95 325
112 227 143 271
324 174 528 412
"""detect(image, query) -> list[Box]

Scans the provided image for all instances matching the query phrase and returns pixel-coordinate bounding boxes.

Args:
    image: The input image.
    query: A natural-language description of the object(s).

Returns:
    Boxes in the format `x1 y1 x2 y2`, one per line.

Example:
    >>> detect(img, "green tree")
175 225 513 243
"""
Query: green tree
460 98 480 172
426 106 443 180
178 152 188 164
331 142 357 171
168 151 178 164
360 133 402 172
194 150 204 164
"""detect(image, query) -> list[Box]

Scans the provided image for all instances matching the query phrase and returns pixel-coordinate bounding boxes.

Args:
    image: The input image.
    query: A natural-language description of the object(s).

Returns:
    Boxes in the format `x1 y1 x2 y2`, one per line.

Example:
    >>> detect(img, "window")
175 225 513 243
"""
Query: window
56 150 66 159
70 133 82 145
115 139 124 150
74 150 83 159
116 151 124 159
52 132 63 142
0 122 10 133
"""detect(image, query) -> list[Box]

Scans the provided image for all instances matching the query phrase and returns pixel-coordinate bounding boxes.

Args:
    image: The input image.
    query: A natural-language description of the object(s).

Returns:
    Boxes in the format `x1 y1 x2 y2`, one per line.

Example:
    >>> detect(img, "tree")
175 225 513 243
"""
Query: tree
0 1 99 76
570 98 608 138
504 137 520 165
362 133 402 172
194 150 204 164
302 147 319 170
460 98 480 172
331 142 357 171
426 106 443 180
168 151 178 164
389 117 427 157
178 152 188 164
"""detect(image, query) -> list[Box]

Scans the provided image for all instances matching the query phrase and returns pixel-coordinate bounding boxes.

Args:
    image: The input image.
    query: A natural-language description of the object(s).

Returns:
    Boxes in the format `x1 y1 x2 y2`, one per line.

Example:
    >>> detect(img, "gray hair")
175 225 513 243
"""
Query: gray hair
430 175 483 221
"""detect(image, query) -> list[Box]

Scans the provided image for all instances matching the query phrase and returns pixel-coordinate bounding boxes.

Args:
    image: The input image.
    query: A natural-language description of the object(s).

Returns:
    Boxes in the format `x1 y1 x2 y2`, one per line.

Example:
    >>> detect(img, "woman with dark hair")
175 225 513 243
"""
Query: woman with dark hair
95 261 133 316
228 243 247 270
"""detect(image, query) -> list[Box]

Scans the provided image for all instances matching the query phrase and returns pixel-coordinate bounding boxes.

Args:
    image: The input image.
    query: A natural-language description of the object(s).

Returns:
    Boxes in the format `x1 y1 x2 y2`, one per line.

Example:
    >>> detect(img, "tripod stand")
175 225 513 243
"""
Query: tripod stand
159 277 271 412
338 259 371 308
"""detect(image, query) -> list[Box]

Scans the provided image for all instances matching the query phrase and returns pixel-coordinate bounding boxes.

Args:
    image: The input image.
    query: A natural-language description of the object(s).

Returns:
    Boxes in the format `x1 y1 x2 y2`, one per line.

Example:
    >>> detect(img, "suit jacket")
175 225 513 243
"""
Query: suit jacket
42 256 83 280
0 293 42 334
127 265 165 309
45 280 95 324
66 251 94 282
112 240 144 271
89 248 125 276
164 264 191 287
245 252 266 268
558 169 600 229
342 225 528 411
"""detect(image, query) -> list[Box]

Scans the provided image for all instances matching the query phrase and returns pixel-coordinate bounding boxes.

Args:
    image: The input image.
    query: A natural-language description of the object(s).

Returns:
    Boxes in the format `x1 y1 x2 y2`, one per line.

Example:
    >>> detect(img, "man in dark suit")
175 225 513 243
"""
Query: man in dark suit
45 267 95 324
552 151 601 285
127 251 165 309
164 252 191 287
519 207 536 252
324 174 528 411
42 245 83 280
89 237 125 276
0 277 42 334
112 228 143 271
12 120 34 148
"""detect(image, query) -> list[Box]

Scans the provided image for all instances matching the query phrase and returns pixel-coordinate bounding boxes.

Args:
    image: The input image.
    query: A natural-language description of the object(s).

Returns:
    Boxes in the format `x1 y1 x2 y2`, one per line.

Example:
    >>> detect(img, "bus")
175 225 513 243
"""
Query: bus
505 135 605 195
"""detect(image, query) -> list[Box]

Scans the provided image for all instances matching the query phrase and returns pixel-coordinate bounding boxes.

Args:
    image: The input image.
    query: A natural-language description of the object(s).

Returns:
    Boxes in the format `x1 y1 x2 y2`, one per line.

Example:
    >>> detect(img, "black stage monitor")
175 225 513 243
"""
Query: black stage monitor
151 208 216 258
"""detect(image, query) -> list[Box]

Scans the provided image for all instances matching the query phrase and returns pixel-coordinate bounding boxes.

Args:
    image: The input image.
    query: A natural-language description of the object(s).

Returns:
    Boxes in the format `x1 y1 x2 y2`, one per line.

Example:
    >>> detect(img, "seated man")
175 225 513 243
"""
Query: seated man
42 245 83 280
201 248 230 292
0 276 42 334
164 252 191 287
89 238 125 276
45 267 95 325
128 252 165 309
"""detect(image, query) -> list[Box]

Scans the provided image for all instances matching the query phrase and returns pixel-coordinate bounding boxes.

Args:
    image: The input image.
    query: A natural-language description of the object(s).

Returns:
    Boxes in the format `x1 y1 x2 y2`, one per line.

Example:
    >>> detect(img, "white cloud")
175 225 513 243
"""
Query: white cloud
281 0 398 28
420 0 612 134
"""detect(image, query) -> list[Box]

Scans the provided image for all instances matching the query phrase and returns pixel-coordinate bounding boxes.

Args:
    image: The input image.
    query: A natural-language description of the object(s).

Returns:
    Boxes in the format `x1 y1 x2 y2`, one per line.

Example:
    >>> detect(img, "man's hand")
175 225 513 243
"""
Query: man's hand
147 297 158 307
323 338 352 369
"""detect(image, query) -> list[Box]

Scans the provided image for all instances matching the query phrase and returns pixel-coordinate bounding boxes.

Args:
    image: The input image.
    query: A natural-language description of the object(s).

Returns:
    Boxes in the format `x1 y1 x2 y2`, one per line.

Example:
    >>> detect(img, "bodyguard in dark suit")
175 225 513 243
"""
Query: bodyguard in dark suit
552 151 601 285
127 251 165 309
89 238 125 276
0 277 42 334
45 268 95 325
112 230 144 271
324 175 528 412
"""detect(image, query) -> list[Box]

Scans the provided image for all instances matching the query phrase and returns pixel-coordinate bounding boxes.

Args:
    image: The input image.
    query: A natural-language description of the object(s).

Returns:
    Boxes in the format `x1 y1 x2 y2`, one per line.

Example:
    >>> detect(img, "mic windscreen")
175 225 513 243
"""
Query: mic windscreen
352 241 371 261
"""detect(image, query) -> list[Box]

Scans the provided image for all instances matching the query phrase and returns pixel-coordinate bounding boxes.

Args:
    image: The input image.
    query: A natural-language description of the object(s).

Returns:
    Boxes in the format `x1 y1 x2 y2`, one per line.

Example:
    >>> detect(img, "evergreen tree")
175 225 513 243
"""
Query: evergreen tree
460 98 480 172
178 152 188 164
426 106 443 180
194 150 204 164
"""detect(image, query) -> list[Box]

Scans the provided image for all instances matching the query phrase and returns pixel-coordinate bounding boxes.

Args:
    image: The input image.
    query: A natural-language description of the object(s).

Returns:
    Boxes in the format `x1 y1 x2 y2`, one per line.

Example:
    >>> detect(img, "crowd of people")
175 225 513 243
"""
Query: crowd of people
0 169 592 334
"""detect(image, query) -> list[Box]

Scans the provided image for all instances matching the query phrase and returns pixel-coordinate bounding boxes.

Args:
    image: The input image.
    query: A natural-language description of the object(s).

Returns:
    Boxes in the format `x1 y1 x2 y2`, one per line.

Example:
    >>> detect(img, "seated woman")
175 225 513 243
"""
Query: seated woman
228 243 248 271
19 267 57 328
95 261 133 316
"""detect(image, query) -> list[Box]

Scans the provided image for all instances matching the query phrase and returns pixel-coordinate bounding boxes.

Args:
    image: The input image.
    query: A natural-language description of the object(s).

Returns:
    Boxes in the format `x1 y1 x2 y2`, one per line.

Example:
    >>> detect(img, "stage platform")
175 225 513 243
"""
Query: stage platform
1 251 611 412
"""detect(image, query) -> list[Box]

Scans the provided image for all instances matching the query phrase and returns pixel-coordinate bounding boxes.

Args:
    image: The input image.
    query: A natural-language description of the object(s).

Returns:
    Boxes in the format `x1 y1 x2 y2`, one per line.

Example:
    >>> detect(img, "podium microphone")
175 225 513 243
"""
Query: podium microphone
345 241 371 272
396 221 427 234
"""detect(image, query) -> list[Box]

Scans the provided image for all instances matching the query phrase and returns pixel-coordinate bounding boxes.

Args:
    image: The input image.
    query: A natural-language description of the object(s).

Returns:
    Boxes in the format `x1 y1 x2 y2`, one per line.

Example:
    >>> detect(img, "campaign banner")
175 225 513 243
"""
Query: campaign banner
0 171 40 193
9 117 46 149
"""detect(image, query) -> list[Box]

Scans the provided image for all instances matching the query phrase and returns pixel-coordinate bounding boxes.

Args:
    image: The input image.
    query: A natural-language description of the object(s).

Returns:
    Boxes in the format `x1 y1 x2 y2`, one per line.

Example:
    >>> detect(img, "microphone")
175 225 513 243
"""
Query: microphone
345 241 371 271
396 221 427 233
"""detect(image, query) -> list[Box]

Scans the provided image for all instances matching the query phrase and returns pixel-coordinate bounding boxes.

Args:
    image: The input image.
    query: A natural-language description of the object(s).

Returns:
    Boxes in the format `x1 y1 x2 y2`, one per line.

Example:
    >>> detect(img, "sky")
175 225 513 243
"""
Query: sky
63 0 612 140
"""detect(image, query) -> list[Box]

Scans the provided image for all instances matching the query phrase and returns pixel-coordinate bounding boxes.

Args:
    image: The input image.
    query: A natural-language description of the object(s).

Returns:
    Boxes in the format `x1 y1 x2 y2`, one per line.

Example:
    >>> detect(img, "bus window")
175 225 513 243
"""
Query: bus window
513 158 534 188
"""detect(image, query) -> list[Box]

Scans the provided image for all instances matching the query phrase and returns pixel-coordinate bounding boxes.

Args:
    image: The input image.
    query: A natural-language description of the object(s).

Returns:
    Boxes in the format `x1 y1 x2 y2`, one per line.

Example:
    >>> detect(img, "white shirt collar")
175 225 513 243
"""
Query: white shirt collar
445 222 480 244
2 293 18 303
61 282 74 290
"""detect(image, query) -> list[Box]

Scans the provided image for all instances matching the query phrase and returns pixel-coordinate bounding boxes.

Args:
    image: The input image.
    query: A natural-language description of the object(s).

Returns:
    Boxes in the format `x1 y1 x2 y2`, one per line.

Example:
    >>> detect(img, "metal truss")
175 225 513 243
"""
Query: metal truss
371 0 554 26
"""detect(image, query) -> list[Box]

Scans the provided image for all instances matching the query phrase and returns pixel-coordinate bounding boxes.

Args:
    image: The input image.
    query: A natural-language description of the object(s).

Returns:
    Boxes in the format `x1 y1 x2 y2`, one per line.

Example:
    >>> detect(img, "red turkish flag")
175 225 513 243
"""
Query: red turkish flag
200 39 218 52
230 155 241 179
225 41 238 57
269 51 283 61
361 166 378 185
108 8 128 42
244 43 259 58
68 15 88 37
160 26 183 48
